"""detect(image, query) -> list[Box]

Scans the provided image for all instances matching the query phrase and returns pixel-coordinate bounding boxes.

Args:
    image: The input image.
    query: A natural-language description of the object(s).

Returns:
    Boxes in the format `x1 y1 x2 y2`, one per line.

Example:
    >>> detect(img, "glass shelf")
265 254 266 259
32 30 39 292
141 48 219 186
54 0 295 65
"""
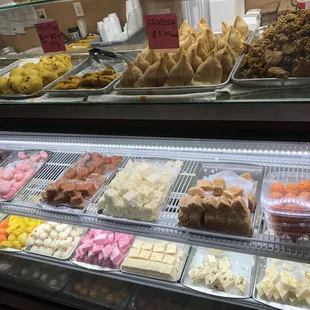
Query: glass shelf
0 0 68 12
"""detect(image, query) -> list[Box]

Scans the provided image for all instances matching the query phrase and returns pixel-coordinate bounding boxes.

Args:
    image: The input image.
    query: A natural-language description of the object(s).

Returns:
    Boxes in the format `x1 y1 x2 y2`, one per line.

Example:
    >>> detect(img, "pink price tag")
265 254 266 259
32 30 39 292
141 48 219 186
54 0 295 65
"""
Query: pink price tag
145 14 179 50
35 21 66 53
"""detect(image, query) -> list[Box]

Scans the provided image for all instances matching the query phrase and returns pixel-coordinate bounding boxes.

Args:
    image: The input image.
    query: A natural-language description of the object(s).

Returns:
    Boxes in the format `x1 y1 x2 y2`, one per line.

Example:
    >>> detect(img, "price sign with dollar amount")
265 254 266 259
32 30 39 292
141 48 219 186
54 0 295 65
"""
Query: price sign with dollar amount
145 13 179 49
35 21 66 53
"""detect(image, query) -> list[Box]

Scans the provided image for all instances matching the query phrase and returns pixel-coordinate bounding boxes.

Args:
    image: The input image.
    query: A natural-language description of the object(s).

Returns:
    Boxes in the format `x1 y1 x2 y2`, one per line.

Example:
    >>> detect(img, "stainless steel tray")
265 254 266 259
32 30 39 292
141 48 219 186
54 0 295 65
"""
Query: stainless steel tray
0 58 20 74
232 26 310 87
178 162 264 237
0 55 87 99
114 31 253 95
38 153 125 213
44 56 125 97
0 149 53 202
181 246 256 299
253 257 310 310
24 224 87 260
97 158 183 223
120 236 190 283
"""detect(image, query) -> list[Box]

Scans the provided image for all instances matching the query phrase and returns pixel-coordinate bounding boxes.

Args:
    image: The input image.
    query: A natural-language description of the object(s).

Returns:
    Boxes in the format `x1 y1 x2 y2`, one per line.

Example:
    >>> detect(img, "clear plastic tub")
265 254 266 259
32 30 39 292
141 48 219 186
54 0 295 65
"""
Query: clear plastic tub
261 172 310 241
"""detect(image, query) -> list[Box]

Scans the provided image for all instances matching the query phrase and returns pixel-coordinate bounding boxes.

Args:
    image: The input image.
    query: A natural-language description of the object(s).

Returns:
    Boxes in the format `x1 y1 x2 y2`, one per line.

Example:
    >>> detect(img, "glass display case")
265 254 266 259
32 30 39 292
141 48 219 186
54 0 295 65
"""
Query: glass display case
0 132 308 310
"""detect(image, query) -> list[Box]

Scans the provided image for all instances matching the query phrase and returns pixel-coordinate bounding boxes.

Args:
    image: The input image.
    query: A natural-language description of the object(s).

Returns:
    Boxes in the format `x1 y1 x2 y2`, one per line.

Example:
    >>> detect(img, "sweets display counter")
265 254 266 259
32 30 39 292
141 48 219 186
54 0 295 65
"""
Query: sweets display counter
0 131 310 310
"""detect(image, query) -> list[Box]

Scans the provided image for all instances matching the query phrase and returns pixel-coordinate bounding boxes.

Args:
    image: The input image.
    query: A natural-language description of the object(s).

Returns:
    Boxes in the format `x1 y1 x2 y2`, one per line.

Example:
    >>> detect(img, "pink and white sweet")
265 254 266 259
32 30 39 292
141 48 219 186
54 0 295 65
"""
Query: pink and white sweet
0 150 49 200
74 229 135 269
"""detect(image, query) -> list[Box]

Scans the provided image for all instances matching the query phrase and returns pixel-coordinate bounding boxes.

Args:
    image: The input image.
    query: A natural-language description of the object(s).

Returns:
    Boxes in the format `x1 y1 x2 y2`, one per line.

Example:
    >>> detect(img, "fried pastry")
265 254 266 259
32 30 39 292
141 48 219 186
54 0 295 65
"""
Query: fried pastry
198 28 216 52
197 17 210 37
186 49 203 73
144 48 161 65
170 46 186 63
163 53 176 72
133 53 150 73
215 46 234 81
180 20 194 35
233 15 250 41
134 56 168 87
120 61 143 88
0 77 10 94
165 54 194 86
180 33 196 50
191 52 223 85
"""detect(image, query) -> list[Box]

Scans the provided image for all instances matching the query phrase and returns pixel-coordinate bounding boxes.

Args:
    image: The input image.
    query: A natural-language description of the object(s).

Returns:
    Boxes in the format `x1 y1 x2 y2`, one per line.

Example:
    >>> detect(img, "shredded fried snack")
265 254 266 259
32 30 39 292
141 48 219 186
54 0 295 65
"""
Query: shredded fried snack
241 10 310 79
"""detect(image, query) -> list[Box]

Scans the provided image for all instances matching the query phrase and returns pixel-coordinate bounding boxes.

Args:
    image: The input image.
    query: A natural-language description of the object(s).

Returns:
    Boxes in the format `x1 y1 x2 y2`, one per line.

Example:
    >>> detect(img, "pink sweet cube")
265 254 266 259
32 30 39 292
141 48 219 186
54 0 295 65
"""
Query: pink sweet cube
79 240 93 254
93 256 99 266
110 247 124 267
94 233 108 245
102 244 113 260
114 232 125 241
98 251 105 264
92 244 103 255
107 233 114 244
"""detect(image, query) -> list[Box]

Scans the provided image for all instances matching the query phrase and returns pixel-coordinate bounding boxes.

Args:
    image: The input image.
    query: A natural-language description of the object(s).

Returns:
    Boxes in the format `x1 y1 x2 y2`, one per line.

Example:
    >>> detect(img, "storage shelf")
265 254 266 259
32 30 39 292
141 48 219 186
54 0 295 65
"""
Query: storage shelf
1 250 274 310
0 0 71 12
0 132 310 263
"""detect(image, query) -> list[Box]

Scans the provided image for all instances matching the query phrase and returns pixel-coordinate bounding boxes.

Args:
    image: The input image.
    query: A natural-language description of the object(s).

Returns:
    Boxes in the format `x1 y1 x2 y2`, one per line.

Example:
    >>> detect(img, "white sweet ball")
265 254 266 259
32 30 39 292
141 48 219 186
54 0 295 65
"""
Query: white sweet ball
35 239 43 246
30 245 39 253
59 240 68 248
53 249 63 258
38 246 46 254
26 236 35 247
45 247 54 256
40 232 48 240
50 230 58 239
55 225 64 232
43 238 53 247
42 224 52 232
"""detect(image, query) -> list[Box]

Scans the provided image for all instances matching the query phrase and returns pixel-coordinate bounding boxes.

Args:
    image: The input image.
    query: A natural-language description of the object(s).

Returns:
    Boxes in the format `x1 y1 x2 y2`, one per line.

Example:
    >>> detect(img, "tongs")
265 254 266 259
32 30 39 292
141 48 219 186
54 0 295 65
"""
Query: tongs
89 48 135 68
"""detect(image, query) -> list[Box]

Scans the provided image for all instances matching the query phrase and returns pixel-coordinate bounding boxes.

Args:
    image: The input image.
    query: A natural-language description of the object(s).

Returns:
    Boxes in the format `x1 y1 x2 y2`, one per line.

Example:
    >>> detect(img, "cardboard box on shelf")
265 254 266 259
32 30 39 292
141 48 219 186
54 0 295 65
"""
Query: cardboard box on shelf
246 0 280 11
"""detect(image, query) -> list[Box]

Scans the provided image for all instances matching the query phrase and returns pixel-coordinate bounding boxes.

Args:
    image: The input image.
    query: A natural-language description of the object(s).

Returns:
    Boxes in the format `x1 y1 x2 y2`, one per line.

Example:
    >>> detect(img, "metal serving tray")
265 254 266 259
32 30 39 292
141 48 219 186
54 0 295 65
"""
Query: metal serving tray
120 236 191 283
114 31 253 95
24 224 87 260
178 162 264 237
0 55 87 99
0 150 53 202
0 58 20 74
232 26 310 87
253 257 310 310
44 56 126 97
0 149 14 167
181 246 256 299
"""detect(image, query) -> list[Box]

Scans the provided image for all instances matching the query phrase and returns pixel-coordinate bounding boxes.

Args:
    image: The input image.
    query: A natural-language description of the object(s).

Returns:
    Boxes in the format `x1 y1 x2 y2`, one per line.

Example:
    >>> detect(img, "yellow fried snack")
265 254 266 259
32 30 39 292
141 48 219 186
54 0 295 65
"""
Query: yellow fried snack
9 76 26 93
9 67 26 78
52 61 69 77
0 77 10 94
22 62 36 69
23 76 43 94
38 69 58 86
25 69 39 77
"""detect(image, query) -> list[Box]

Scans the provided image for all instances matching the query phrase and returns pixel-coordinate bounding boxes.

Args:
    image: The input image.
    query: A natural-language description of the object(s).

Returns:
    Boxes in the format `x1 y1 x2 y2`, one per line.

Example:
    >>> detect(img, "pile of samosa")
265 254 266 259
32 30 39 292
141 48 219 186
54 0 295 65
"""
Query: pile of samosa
120 16 249 88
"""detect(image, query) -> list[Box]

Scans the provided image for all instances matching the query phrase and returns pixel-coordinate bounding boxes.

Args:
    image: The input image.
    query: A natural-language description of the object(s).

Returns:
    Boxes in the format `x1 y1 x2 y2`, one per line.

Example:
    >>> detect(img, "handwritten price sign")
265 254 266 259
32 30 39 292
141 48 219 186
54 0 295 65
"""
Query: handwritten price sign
145 14 179 49
35 21 66 53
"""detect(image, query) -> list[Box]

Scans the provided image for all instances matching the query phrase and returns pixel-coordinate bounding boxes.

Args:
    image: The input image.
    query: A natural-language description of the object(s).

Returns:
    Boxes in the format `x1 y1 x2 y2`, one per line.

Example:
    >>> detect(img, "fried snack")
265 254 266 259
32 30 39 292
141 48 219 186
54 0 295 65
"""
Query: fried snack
0 77 10 94
8 76 26 93
180 33 196 51
241 10 310 79
22 62 36 69
52 61 68 77
38 69 58 86
9 68 26 78
144 48 161 65
120 61 143 88
133 53 150 73
163 53 176 72
54 68 119 90
165 54 194 86
186 49 203 73
180 20 194 36
22 76 43 94
170 46 186 63
197 17 210 37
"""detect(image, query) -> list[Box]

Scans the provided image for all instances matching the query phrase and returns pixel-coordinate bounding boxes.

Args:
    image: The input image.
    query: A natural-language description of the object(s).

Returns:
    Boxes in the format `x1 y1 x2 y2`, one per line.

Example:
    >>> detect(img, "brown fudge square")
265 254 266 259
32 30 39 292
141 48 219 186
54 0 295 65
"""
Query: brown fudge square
212 179 226 196
178 195 191 213
45 183 60 198
70 192 84 207
64 168 78 179
248 193 256 213
188 195 204 212
188 187 205 198
216 195 232 214
188 212 204 228
76 183 96 197
226 213 239 233
240 172 254 182
197 180 212 191
231 196 249 217
202 196 218 213
223 186 244 200
204 213 217 230
60 181 76 196
54 192 68 204
178 209 190 227
214 213 227 232
237 217 252 235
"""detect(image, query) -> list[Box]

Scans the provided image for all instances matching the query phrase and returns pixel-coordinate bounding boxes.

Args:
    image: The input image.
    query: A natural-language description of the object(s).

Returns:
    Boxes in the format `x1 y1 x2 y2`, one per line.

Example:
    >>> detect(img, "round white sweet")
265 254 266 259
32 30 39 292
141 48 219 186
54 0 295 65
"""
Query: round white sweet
61 224 69 230
40 232 48 240
32 271 40 279
42 224 52 232
45 247 54 255
50 241 58 251
75 228 84 236
38 246 46 254
30 245 39 253
59 231 69 239
48 221 57 227
50 230 58 239
43 238 53 247
59 240 68 248
55 225 64 232
40 274 48 282
21 268 28 276
73 236 81 246
66 237 73 244
26 236 35 247
70 229 79 238
64 227 72 235
61 249 70 258
35 239 43 246
49 279 58 287
53 249 63 258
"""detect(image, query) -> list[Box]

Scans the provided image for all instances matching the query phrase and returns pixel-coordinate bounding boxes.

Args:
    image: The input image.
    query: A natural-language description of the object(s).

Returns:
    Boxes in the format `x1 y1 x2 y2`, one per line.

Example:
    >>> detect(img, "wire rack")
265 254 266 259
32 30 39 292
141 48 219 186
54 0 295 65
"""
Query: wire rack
1 133 310 262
